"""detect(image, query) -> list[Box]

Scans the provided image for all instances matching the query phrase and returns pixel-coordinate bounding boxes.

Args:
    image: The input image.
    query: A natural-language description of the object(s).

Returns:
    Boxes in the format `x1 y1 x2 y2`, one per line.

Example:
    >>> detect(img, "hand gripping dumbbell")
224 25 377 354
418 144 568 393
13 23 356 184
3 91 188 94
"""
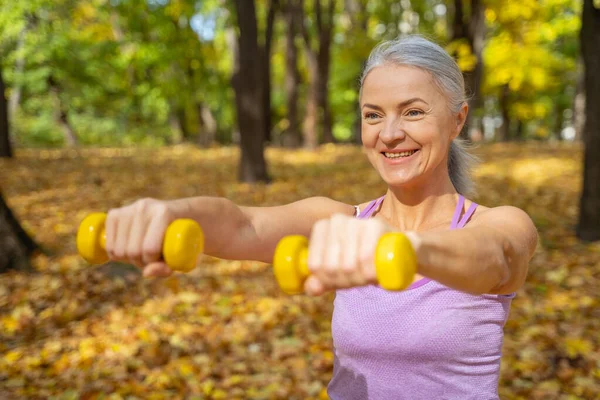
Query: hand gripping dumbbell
76 213 204 272
273 233 418 294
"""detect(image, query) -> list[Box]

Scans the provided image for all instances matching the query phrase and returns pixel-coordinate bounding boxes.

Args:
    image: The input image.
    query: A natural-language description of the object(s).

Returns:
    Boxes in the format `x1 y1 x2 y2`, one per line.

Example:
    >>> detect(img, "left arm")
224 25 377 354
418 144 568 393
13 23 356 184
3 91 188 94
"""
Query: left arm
406 206 538 295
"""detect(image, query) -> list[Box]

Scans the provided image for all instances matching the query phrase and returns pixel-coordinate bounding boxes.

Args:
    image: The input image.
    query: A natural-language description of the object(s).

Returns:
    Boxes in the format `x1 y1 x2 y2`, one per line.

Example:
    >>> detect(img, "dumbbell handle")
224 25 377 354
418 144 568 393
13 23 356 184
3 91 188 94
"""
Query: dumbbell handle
77 212 204 272
273 233 418 295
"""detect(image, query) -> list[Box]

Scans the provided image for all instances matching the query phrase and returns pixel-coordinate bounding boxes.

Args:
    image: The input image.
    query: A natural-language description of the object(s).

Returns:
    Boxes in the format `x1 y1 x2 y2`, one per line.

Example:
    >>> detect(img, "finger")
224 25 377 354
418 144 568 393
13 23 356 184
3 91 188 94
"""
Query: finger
359 221 383 284
126 213 147 268
105 209 119 259
113 211 133 262
141 215 170 266
341 219 363 286
308 219 329 278
324 214 352 288
304 275 326 296
143 262 173 278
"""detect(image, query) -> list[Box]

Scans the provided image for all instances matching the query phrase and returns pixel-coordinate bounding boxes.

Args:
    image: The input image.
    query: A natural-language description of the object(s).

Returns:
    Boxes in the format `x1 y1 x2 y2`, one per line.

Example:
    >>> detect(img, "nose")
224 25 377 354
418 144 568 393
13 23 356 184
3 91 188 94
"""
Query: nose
379 118 407 144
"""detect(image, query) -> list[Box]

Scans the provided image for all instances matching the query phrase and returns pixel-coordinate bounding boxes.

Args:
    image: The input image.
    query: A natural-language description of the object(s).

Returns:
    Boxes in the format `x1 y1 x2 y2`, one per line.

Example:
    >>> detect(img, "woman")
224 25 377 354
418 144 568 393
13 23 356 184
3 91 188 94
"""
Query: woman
104 35 537 399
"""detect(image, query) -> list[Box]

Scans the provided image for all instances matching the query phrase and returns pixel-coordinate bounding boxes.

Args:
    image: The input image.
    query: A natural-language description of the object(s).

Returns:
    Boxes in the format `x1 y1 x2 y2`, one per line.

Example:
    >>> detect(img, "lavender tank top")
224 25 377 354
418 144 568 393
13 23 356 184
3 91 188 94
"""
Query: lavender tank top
328 195 514 400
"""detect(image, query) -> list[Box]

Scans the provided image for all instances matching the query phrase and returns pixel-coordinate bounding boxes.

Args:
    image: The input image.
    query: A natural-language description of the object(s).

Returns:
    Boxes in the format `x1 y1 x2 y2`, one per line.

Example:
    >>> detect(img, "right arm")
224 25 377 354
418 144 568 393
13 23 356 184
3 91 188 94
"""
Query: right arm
104 196 354 273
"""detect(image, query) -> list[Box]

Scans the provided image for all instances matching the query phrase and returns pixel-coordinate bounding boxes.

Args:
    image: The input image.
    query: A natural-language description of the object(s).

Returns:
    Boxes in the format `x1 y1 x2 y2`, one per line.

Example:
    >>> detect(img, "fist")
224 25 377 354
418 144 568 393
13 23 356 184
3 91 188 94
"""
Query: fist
105 198 184 278
305 213 394 295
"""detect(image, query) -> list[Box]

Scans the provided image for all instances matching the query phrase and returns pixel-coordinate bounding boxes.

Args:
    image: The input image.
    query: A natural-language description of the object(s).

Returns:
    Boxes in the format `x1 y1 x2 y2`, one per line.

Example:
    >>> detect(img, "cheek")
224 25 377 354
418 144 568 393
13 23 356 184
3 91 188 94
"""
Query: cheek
361 123 379 147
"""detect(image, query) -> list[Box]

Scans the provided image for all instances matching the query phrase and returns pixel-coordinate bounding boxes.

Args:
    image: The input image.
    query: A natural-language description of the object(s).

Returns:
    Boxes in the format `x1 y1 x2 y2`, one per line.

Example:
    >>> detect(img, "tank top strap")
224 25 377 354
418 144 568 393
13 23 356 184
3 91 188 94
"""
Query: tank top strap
451 195 478 229
457 201 478 228
450 195 465 229
357 195 385 219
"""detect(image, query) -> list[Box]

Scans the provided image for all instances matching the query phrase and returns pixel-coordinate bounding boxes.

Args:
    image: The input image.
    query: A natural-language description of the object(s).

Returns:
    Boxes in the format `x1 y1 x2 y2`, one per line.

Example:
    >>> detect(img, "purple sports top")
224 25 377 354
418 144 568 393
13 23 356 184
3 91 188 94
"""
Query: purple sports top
328 195 514 400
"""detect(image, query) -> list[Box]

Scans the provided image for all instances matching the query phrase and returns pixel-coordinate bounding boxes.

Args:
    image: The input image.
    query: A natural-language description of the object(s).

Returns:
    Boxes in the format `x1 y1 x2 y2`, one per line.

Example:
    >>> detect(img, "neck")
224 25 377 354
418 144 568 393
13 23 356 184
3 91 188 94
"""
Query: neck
381 169 459 231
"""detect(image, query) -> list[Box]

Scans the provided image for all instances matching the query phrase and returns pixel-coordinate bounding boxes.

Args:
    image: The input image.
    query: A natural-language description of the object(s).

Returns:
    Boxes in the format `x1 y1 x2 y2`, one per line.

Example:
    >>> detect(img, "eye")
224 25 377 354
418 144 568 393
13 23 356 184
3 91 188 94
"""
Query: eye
405 109 425 118
363 112 381 121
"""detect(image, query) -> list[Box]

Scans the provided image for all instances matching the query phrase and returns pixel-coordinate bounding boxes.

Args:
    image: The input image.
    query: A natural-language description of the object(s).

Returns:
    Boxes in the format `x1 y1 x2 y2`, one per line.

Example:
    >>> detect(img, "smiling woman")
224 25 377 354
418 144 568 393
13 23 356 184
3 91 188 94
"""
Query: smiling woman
359 36 478 197
97 35 537 400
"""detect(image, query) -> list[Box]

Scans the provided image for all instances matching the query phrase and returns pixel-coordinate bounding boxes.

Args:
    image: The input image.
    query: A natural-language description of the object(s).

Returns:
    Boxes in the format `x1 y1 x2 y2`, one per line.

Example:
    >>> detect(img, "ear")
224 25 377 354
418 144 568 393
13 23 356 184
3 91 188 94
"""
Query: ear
451 102 469 140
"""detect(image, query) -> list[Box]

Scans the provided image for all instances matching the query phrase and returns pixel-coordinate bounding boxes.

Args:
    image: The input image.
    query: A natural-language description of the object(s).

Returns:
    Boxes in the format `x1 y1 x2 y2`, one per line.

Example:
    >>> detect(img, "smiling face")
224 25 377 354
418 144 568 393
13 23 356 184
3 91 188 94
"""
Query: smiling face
360 63 467 190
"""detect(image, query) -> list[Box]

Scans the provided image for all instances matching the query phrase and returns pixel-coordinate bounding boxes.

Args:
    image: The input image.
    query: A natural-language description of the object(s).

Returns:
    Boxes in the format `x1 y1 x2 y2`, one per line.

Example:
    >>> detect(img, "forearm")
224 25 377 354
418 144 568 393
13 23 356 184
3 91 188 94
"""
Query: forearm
407 227 518 295
170 196 255 260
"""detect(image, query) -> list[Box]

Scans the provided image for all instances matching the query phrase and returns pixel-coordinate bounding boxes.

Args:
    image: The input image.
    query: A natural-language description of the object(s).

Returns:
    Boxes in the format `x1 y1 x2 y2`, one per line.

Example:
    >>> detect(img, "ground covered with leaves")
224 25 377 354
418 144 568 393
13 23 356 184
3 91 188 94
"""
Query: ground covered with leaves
0 143 598 399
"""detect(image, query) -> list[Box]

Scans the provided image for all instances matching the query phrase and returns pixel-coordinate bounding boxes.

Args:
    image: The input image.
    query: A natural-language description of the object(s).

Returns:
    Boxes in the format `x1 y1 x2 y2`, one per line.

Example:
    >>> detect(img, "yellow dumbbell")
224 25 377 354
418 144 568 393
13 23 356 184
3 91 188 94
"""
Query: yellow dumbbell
273 233 418 294
76 212 204 272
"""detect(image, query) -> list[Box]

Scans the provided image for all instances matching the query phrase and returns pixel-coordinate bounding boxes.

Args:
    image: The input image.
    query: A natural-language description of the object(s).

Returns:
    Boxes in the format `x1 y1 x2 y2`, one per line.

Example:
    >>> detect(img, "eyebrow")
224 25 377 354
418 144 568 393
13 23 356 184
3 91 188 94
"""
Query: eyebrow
361 98 430 110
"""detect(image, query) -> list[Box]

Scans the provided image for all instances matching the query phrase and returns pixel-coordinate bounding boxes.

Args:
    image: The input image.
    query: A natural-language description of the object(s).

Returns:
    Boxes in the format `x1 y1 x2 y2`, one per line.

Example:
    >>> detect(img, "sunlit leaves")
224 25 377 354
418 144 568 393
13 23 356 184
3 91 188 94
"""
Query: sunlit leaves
0 143 598 397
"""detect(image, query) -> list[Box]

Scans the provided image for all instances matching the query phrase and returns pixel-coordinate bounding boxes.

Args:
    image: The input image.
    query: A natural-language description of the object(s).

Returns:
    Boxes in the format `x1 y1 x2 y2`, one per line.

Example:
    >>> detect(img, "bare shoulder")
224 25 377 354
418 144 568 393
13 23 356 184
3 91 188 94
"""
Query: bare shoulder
471 204 538 256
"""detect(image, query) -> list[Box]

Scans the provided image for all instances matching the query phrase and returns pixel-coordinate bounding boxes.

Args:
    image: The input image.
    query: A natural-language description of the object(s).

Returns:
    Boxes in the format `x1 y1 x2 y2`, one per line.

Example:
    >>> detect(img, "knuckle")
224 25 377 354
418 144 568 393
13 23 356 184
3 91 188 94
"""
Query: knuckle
155 203 173 220
312 219 328 234
142 242 162 259
106 208 120 223
113 247 126 259
364 268 377 282
340 259 356 273
126 246 141 260
359 251 372 266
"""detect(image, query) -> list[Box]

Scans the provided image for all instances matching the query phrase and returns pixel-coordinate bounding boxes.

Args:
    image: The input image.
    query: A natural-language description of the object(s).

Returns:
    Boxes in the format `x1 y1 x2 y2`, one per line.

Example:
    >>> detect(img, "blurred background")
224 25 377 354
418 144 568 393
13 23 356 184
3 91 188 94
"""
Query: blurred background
1 0 599 399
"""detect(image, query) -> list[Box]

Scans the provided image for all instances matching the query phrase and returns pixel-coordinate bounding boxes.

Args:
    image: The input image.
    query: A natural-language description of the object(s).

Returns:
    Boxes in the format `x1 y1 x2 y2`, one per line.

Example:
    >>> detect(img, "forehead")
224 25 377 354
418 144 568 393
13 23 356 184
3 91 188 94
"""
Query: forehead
360 64 441 104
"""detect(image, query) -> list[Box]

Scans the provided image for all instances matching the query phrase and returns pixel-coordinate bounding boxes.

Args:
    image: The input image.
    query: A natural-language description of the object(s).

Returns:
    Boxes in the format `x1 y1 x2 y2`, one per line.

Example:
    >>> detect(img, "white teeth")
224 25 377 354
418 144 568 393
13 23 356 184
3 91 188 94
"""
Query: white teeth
384 150 417 158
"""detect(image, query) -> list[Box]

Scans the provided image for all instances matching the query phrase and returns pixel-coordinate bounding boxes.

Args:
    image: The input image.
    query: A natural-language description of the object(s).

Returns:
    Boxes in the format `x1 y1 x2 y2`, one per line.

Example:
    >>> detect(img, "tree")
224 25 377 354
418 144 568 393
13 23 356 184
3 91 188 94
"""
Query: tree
261 0 279 143
450 0 486 140
232 0 270 182
300 0 337 148
0 67 11 158
0 191 37 273
577 0 600 241
282 0 303 147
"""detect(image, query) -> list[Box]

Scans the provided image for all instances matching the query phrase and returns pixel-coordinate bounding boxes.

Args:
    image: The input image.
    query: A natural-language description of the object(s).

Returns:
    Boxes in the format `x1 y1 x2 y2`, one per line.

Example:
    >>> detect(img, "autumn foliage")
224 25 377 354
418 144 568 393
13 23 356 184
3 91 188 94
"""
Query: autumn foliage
0 143 598 399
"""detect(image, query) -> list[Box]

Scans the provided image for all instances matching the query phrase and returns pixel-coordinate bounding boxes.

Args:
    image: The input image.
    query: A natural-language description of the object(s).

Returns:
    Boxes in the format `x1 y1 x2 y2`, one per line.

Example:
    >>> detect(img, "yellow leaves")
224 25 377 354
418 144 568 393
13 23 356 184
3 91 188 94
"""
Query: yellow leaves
563 338 593 358
1 144 599 398
446 40 478 72
3 349 23 364
2 315 19 334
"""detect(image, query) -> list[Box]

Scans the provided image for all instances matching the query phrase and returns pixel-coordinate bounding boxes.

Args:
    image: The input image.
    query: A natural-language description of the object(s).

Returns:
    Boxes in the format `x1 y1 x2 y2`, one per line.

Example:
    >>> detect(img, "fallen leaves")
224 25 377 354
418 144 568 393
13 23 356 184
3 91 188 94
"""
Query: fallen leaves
0 142 598 399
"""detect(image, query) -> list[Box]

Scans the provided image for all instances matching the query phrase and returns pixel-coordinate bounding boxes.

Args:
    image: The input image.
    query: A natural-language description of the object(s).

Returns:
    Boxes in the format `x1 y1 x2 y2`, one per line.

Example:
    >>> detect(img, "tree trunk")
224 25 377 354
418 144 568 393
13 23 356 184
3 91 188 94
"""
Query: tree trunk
304 53 319 149
0 67 12 158
514 119 525 140
300 0 336 148
577 0 600 241
0 191 37 273
553 103 564 141
497 84 511 142
49 77 78 147
197 103 217 147
348 0 368 145
317 0 335 143
574 58 586 142
283 0 302 148
232 0 270 183
9 25 27 117
452 0 486 141
261 0 278 144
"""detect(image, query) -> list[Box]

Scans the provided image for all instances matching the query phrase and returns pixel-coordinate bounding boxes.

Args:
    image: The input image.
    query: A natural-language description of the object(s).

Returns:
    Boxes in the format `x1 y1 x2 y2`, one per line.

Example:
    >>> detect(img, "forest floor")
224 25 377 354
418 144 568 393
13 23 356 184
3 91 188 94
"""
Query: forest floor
0 142 598 399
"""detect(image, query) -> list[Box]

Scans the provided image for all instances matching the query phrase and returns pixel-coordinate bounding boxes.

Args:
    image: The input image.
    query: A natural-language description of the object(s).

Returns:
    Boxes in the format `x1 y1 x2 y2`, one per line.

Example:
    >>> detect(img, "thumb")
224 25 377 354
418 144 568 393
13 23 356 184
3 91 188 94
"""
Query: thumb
304 275 326 296
143 262 173 278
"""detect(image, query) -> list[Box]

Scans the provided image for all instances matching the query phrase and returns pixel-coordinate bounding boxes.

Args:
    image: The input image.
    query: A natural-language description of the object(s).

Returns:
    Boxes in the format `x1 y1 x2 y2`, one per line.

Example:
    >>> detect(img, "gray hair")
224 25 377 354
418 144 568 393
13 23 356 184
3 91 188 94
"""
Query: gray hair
360 35 478 196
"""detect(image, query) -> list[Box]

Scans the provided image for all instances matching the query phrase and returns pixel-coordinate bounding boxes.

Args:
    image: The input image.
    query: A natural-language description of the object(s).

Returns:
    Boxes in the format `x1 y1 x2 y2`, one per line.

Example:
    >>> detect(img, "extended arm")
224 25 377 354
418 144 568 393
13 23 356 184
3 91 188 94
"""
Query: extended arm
407 206 538 295
172 196 355 263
